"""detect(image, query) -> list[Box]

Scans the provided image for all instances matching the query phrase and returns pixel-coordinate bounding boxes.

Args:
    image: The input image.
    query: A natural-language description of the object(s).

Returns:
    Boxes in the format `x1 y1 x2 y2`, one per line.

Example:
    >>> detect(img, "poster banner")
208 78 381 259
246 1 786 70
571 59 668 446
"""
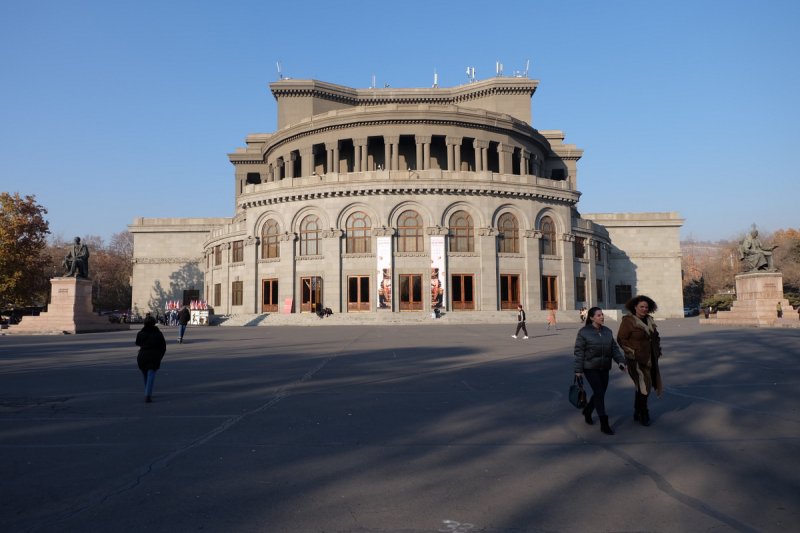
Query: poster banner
430 235 445 309
377 236 392 309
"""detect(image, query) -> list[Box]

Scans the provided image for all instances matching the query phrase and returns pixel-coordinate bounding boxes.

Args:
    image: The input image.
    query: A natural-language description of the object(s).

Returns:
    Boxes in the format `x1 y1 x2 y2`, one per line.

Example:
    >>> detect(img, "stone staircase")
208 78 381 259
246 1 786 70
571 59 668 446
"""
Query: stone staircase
215 309 584 327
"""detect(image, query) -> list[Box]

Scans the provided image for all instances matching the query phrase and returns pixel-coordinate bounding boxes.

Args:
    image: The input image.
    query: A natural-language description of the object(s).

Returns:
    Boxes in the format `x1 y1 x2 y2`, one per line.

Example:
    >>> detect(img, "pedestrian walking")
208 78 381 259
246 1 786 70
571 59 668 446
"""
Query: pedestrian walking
136 315 167 403
574 307 627 435
776 302 783 318
546 308 558 330
617 295 663 427
511 304 529 339
178 305 191 343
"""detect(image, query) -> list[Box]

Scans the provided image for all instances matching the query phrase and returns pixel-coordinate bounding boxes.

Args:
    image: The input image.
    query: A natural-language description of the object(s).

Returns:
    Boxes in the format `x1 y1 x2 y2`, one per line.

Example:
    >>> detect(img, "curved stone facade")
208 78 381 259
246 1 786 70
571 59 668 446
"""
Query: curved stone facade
131 76 684 318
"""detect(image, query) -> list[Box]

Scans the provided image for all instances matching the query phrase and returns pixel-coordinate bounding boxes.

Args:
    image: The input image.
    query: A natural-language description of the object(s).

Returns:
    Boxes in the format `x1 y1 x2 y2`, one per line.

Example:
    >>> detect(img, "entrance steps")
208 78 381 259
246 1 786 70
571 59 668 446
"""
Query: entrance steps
216 309 583 327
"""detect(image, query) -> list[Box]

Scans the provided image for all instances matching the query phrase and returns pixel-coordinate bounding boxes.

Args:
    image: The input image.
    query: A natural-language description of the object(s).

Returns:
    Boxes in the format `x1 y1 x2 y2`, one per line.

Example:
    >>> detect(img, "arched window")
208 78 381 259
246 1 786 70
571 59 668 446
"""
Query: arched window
397 210 423 252
498 213 519 253
540 215 556 255
261 219 280 259
300 215 321 256
346 211 371 253
449 210 474 252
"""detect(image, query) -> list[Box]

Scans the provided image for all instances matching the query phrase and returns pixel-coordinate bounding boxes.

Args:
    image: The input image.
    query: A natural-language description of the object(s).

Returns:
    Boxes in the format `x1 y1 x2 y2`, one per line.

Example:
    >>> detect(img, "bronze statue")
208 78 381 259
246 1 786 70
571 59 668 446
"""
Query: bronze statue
738 229 776 272
62 236 90 278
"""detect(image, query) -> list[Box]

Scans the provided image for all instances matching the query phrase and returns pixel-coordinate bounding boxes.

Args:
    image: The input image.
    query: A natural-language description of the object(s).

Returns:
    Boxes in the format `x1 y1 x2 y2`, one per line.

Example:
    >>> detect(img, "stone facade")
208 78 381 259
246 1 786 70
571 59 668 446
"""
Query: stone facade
130 77 684 318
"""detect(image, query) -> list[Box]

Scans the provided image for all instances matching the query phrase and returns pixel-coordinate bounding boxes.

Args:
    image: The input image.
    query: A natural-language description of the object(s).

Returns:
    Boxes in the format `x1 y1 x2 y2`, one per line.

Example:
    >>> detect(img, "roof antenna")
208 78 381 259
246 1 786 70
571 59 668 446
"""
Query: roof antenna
465 66 476 83
276 61 284 80
495 60 504 77
370 74 376 89
432 68 438 88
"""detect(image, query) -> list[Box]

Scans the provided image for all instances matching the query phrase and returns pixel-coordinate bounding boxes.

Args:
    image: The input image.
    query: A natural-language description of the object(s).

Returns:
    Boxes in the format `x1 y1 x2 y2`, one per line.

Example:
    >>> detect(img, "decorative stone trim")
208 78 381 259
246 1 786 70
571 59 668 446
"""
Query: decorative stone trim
498 253 524 258
296 255 324 261
245 236 259 247
477 227 496 237
524 230 542 239
372 227 395 237
395 252 427 257
342 253 376 259
426 226 449 236
321 229 343 238
259 257 281 264
561 233 575 242
279 232 297 242
133 257 202 264
449 252 480 257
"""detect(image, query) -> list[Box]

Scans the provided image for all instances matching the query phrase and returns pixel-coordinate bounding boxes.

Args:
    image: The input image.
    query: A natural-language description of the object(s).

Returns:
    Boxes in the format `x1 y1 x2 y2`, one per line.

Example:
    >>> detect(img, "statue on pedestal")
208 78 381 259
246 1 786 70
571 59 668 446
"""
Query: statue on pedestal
738 228 777 272
62 236 90 278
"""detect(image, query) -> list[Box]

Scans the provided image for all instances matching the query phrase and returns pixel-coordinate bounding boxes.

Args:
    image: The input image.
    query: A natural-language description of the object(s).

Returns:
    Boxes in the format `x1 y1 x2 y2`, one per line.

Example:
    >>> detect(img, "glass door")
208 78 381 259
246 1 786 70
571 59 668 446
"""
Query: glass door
451 274 475 310
347 276 371 312
398 274 423 311
301 276 322 313
262 279 279 312
499 274 520 310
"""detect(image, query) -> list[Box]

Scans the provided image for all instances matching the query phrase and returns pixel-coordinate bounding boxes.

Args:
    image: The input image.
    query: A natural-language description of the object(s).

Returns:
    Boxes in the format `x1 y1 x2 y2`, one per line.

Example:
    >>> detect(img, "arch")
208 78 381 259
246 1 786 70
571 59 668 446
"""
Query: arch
497 212 519 254
260 218 281 259
539 215 556 256
440 201 484 228
345 211 372 253
396 209 424 252
291 206 329 233
388 200 435 229
299 214 322 256
448 210 474 252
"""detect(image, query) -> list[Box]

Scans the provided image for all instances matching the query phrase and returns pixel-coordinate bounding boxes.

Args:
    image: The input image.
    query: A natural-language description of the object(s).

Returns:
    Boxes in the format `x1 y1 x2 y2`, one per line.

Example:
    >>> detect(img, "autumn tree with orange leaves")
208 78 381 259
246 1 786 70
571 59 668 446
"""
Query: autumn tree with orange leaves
0 193 51 307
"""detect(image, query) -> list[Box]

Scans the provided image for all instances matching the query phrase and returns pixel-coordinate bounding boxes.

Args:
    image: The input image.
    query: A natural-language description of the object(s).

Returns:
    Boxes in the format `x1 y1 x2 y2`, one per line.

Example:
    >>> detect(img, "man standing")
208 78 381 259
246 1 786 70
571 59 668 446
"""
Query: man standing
178 305 191 343
512 304 529 339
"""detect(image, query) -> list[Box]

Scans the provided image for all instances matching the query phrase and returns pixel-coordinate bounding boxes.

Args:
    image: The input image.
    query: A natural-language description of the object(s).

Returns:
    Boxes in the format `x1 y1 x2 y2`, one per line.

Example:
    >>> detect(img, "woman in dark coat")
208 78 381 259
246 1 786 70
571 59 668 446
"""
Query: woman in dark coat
574 307 627 435
136 315 167 403
616 295 663 426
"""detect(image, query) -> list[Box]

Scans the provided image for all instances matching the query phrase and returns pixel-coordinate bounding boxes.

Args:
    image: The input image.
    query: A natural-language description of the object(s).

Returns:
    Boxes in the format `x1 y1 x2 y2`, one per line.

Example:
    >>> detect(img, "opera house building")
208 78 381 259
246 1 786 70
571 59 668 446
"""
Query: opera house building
130 75 683 319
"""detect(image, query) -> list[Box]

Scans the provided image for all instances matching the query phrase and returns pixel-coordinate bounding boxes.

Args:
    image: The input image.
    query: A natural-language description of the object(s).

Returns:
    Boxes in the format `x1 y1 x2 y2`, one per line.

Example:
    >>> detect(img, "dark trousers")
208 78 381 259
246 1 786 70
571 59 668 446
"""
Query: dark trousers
515 321 528 336
583 368 610 416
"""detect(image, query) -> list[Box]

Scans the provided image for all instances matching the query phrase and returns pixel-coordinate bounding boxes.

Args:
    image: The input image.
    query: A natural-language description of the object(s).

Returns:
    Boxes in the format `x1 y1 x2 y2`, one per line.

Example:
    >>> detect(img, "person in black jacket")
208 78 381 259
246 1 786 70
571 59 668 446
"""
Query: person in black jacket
177 305 191 343
511 305 529 339
136 315 167 403
574 307 627 434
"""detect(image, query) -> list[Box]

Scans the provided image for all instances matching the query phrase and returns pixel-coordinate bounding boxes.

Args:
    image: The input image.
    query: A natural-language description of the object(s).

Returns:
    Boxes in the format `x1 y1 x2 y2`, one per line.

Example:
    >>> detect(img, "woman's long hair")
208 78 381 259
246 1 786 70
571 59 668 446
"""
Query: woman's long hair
585 306 602 326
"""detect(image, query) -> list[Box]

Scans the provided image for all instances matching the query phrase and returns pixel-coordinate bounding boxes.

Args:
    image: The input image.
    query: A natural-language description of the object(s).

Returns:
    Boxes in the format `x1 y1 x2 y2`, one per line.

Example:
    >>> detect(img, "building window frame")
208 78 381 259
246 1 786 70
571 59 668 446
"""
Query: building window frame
346 211 372 253
397 210 423 252
449 210 474 253
300 215 321 256
261 219 280 259
498 213 519 254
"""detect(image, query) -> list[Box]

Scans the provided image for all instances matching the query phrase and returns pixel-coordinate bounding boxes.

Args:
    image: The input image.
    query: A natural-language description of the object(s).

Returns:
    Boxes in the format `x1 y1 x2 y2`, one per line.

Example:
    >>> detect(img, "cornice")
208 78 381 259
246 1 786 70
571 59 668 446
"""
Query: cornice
238 183 579 210
133 257 202 264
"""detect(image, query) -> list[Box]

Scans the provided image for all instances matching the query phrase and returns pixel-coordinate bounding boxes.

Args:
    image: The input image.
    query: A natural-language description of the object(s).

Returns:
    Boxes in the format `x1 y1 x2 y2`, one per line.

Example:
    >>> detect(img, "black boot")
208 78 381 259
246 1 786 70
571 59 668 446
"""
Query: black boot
600 415 614 435
582 397 595 425
634 391 643 422
639 394 651 426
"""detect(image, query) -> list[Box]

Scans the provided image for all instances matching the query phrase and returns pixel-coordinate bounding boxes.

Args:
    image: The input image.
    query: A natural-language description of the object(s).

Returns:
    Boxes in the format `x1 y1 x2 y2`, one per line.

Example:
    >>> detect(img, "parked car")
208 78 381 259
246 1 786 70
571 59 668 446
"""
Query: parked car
683 306 700 317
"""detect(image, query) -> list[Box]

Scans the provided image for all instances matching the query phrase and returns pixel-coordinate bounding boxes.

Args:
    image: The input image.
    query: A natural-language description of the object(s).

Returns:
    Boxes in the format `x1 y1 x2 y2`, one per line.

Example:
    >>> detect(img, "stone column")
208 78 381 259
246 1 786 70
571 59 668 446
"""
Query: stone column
478 227 498 310
415 137 423 171
383 140 391 171
560 233 576 310
352 138 366 173
300 147 313 178
386 136 399 171
333 142 340 173
474 140 489 172
321 228 343 312
417 135 431 170
498 143 513 175
586 239 597 307
445 139 455 171
325 142 335 174
244 235 259 313
520 149 529 176
454 143 462 171
285 153 295 179
279 232 297 313
524 230 542 310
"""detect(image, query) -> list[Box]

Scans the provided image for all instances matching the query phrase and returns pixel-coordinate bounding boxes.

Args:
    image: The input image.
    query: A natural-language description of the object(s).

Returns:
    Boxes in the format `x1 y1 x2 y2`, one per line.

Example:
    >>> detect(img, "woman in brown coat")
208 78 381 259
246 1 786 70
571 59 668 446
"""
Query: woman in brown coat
616 295 663 426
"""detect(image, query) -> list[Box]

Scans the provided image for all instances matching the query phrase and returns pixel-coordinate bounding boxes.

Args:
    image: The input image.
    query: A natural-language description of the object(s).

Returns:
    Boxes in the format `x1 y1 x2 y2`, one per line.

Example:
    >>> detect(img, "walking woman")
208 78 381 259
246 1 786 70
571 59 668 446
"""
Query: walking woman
617 295 663 426
574 307 627 435
136 315 167 403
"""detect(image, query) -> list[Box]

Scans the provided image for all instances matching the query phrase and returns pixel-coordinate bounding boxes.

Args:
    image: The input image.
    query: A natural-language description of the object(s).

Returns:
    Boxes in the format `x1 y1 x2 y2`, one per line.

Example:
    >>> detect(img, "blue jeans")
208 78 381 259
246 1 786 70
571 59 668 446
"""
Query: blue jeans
142 369 157 397
178 323 187 340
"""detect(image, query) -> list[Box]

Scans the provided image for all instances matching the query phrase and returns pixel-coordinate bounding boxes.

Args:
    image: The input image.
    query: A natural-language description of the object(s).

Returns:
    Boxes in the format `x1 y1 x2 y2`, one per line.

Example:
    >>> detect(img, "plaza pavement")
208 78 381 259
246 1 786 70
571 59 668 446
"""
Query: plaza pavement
1 318 798 532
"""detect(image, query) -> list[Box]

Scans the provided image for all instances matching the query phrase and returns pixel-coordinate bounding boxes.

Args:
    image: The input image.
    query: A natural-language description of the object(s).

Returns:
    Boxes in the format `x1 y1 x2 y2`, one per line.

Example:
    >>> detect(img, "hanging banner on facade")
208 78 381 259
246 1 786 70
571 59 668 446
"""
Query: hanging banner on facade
430 235 445 309
377 236 392 309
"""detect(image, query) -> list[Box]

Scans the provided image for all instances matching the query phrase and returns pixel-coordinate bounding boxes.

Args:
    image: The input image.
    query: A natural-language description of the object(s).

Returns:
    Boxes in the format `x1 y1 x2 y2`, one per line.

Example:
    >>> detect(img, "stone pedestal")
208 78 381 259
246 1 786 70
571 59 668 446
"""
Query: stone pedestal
7 278 130 334
703 272 796 328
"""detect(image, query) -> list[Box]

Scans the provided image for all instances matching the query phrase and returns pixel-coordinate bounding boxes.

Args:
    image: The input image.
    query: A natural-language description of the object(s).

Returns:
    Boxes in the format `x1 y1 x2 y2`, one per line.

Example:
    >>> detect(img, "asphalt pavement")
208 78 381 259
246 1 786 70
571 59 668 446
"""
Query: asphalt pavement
1 319 798 532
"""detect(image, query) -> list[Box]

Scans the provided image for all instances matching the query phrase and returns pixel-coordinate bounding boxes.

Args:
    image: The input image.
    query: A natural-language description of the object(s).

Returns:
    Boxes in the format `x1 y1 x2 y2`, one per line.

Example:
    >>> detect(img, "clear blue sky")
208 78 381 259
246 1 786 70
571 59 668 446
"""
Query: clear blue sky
1 0 797 244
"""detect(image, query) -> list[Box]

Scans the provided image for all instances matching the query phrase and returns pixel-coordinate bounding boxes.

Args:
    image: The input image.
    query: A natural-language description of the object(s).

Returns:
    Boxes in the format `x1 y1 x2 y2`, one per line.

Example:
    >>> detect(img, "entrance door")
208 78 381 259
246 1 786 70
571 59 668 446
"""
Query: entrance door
451 274 475 310
347 276 371 312
262 279 279 312
301 276 322 313
499 274 520 310
541 275 558 310
398 274 423 311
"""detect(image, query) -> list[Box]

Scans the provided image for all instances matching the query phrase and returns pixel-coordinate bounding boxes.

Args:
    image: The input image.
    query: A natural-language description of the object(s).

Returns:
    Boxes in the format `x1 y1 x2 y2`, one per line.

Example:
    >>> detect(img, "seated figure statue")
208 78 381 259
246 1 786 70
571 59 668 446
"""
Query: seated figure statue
62 236 90 278
738 229 776 272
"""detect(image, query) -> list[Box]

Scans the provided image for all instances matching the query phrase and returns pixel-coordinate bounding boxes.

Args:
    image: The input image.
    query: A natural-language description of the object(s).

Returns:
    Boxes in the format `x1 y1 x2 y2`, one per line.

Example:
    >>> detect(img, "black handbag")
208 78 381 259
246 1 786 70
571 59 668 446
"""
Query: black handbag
569 376 587 409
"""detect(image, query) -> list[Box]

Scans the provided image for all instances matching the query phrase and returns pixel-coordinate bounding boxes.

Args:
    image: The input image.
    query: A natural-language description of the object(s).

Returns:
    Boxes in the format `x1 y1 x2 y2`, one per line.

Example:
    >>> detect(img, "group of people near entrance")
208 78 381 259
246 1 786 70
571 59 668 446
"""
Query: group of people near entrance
573 295 662 435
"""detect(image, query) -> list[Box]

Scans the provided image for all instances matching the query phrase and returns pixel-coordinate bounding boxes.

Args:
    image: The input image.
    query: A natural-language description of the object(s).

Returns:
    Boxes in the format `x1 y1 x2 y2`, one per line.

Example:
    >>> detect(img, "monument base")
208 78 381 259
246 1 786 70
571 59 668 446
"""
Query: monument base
702 272 798 328
7 277 130 335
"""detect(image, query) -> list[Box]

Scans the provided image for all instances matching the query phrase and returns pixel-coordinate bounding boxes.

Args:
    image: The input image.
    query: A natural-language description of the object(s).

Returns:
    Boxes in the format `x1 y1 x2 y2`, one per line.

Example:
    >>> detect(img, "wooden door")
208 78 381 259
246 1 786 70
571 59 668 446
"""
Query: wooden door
300 276 322 313
398 274 423 311
347 276 371 312
451 274 475 310
262 279 279 312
